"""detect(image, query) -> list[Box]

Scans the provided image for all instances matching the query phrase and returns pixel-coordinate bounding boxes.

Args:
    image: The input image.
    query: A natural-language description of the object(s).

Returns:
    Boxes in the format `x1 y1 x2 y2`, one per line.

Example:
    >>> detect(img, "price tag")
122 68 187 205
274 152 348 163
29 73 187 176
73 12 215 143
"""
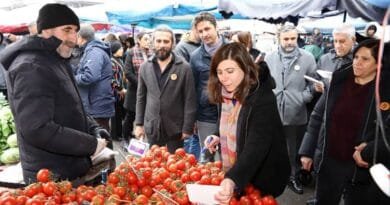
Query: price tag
127 138 150 157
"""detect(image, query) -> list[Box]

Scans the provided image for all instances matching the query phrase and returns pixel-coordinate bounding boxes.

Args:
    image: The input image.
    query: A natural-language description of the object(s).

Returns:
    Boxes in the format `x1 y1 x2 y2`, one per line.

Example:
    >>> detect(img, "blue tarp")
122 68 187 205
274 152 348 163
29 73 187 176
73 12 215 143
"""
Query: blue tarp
106 2 246 29
363 0 390 8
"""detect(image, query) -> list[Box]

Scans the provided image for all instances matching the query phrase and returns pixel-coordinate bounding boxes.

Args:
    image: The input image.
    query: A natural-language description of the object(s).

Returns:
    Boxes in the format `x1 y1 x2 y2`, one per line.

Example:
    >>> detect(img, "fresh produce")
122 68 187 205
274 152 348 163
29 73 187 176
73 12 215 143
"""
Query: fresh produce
0 146 278 205
0 147 19 164
6 133 17 148
0 101 17 159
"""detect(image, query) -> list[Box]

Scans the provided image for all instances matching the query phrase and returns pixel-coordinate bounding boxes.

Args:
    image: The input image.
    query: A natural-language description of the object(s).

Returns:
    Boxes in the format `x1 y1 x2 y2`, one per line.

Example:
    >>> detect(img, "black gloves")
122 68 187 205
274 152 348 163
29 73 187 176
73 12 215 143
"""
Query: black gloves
93 128 111 140
93 127 113 149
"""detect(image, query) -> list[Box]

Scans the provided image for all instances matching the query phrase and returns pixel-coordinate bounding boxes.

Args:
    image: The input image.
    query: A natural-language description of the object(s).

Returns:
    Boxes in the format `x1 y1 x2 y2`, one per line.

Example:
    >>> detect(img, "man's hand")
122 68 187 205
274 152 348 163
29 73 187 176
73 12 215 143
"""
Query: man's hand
134 126 145 139
118 89 126 100
215 178 235 205
353 142 369 168
181 132 191 140
314 82 325 93
300 156 313 171
93 138 107 156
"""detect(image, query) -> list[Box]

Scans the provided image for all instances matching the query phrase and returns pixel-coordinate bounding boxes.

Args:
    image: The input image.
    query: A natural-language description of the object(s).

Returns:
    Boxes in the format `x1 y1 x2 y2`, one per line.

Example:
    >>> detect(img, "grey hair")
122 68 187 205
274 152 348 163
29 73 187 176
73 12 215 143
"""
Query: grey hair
78 24 95 42
276 22 298 43
332 23 355 39
153 25 176 47
277 23 298 41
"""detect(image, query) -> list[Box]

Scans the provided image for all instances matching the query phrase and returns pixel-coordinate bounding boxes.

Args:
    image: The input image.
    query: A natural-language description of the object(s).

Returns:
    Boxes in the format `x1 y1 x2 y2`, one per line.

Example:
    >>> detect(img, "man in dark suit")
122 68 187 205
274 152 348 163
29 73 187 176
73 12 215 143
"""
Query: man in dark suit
134 25 197 153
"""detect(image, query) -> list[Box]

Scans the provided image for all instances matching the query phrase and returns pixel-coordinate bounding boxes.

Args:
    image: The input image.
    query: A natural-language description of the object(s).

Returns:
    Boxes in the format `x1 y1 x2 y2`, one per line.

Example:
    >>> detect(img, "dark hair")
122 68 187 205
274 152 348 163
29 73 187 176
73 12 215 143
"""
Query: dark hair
208 43 259 104
192 12 217 29
367 25 377 32
153 25 176 47
235 31 253 49
353 39 380 63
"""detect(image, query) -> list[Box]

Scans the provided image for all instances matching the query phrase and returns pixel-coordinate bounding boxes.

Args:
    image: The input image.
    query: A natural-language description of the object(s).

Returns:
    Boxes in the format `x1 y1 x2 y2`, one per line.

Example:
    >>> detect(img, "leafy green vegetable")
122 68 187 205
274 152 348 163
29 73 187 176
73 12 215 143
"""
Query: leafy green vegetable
0 147 19 164
7 134 17 148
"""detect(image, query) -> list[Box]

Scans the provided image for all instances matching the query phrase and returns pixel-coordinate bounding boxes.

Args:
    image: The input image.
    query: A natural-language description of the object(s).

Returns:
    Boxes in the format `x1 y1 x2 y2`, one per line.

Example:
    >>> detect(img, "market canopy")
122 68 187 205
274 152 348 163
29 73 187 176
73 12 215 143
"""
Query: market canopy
217 0 390 23
104 0 247 29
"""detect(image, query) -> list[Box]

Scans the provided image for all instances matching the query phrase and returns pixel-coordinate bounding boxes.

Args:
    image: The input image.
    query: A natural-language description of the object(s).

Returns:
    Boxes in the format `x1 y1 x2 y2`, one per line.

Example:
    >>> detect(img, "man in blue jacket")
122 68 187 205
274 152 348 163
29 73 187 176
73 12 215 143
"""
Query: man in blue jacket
75 24 115 134
190 12 228 163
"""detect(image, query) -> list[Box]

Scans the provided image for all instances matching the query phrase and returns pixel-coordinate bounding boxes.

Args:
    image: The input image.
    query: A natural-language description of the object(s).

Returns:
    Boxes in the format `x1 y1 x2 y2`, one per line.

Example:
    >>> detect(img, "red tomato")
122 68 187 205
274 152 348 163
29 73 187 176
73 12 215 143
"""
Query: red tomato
113 187 126 199
168 163 178 173
173 191 189 205
249 190 262 201
142 168 153 179
239 196 252 205
210 176 222 185
163 178 173 190
229 197 239 205
189 171 201 181
126 172 138 185
261 196 277 205
137 177 147 188
16 195 28 205
108 173 120 184
170 180 184 193
91 195 105 205
128 184 139 194
175 148 186 158
200 168 211 176
25 198 44 205
57 180 72 194
199 175 211 185
244 184 255 195
24 183 42 198
180 173 190 183
141 186 153 198
84 189 97 201
158 169 170 180
36 169 51 183
42 181 58 196
135 194 148 204
186 154 197 165
214 161 223 169
0 196 17 205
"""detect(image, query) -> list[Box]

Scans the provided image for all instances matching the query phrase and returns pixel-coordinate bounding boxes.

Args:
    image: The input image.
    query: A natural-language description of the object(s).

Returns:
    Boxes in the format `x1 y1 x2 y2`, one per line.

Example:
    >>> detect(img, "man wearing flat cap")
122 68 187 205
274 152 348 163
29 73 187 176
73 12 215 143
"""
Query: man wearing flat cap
0 3 111 185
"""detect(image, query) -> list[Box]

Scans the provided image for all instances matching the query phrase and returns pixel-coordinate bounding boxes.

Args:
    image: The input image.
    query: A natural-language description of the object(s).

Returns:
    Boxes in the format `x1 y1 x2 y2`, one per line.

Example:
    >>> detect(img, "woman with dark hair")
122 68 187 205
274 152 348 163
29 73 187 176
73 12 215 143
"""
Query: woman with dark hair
122 32 152 142
299 39 390 204
205 42 290 204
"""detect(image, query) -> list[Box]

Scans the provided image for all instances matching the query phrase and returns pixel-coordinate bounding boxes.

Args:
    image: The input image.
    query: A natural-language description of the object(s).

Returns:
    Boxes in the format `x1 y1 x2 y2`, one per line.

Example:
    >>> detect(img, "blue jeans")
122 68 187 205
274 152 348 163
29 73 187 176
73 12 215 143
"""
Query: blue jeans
184 134 200 160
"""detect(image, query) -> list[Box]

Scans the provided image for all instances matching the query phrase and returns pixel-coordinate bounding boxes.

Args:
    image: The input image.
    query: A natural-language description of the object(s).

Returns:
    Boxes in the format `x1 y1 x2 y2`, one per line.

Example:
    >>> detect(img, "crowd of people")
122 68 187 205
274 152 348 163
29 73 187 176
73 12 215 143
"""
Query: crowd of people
0 3 389 205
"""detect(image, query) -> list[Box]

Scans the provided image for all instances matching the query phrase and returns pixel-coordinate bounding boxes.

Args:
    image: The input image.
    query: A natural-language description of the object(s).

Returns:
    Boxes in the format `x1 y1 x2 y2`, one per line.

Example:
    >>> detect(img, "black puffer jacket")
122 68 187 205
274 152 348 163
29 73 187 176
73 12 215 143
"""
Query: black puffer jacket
221 68 290 197
0 36 98 183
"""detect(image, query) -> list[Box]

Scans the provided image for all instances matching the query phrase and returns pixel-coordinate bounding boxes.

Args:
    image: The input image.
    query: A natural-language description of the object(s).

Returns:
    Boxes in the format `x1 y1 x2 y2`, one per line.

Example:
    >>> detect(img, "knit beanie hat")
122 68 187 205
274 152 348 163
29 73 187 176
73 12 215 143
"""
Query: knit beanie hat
110 40 122 54
37 3 80 34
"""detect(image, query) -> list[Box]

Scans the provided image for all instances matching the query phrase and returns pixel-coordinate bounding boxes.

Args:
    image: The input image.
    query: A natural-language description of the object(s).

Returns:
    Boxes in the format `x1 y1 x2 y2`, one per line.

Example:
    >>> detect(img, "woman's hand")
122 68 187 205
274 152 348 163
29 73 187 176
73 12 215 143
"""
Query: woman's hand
353 142 369 168
204 135 220 153
214 178 235 205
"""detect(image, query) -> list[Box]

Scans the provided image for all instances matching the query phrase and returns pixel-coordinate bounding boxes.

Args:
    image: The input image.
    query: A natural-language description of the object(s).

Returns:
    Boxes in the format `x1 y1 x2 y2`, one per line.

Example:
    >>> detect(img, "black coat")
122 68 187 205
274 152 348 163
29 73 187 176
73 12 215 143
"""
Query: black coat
221 70 290 197
0 36 98 182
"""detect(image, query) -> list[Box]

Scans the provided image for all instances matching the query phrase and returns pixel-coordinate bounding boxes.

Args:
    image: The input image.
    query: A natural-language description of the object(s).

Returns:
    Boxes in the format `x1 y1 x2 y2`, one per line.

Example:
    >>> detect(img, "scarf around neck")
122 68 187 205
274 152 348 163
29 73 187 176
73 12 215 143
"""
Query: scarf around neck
204 37 223 56
279 45 299 71
219 87 242 171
